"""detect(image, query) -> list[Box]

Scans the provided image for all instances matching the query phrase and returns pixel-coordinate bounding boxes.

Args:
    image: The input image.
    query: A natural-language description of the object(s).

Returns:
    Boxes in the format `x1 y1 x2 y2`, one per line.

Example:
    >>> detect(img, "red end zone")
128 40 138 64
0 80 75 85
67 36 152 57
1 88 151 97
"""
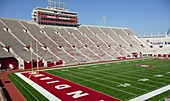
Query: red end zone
21 71 120 101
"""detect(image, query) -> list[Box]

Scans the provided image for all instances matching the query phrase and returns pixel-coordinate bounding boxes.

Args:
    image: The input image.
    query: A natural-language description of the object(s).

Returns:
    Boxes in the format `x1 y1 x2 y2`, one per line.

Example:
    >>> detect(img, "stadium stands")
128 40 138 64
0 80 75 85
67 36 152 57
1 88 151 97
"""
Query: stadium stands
100 27 131 56
56 28 90 62
2 20 59 62
1 18 169 69
0 47 14 58
0 20 35 61
42 26 78 63
123 29 149 52
19 20 60 62
111 28 137 52
65 28 102 60
78 26 112 59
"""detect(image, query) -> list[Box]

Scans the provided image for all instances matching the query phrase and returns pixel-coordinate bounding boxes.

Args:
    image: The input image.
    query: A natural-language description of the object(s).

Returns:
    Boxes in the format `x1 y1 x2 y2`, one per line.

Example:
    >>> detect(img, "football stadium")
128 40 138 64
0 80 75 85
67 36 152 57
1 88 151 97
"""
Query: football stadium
0 0 170 101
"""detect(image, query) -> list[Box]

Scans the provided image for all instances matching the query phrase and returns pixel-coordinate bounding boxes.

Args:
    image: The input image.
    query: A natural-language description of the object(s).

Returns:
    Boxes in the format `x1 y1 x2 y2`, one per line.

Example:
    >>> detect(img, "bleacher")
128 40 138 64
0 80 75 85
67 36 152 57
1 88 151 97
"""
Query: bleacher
56 28 90 62
0 48 13 58
100 27 131 56
87 26 122 58
42 27 78 63
20 21 60 62
123 29 148 52
65 28 101 60
78 26 111 59
0 18 157 69
0 20 36 61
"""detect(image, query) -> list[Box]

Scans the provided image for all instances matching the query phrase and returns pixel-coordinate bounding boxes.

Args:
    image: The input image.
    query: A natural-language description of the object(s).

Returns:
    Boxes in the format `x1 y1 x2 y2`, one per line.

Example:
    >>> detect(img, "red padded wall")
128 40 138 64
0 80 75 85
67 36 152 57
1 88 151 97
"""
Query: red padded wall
0 57 18 69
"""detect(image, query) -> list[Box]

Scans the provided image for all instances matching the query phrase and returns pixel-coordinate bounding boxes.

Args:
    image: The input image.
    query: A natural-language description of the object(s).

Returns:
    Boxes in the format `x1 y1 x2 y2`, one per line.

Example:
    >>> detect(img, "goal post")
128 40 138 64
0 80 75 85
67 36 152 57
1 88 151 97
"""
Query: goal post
29 41 40 85
36 41 39 75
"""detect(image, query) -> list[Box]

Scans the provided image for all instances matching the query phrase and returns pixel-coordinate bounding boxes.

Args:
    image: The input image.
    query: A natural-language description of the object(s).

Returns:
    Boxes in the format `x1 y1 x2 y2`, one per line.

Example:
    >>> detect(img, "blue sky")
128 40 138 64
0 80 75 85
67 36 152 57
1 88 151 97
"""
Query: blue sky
0 0 170 36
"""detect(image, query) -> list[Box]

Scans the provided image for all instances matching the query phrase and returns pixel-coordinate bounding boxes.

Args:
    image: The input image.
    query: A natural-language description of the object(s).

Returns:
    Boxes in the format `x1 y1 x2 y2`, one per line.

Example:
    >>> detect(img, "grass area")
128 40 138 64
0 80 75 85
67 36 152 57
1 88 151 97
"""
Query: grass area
8 58 170 101
46 58 170 100
7 73 48 101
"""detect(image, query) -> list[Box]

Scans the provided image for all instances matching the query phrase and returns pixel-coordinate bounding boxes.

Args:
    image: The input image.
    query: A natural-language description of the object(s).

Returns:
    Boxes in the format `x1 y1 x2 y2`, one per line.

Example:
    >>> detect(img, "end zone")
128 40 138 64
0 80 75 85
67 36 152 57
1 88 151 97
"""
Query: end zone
16 71 120 101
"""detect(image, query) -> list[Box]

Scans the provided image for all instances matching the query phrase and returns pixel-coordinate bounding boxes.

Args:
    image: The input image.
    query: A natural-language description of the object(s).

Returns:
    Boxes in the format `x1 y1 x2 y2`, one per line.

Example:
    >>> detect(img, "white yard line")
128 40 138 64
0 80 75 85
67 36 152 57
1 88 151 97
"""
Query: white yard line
72 61 166 87
129 84 170 101
81 66 158 88
53 70 136 96
70 68 148 91
58 66 157 92
15 73 61 101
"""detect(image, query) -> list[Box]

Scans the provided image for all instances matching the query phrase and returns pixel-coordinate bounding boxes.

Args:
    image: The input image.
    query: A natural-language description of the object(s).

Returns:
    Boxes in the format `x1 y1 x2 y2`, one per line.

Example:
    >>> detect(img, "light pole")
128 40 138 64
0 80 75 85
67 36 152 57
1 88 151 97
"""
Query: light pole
102 16 106 26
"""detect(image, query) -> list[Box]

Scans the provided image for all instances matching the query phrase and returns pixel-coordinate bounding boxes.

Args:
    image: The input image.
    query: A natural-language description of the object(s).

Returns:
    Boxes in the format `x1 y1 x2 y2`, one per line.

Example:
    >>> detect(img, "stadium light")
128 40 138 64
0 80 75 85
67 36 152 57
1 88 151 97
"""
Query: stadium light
102 16 106 26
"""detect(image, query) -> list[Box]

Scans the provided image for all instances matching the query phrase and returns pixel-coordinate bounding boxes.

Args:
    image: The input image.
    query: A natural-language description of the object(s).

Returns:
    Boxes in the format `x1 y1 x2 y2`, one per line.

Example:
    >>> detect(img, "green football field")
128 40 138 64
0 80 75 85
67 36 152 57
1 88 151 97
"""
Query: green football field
8 58 170 101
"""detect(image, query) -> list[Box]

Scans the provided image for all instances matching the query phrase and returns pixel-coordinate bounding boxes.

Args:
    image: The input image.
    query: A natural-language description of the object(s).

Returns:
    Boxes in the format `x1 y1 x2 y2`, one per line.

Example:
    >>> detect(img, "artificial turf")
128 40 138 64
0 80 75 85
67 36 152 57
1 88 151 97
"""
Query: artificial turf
8 58 170 101
7 73 48 101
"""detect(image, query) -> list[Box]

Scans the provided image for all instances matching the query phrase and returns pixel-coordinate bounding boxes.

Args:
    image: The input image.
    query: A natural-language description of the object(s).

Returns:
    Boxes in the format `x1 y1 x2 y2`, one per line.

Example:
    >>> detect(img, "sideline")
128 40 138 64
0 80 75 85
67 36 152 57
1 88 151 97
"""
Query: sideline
15 73 61 101
42 58 151 71
18 58 151 74
129 84 170 101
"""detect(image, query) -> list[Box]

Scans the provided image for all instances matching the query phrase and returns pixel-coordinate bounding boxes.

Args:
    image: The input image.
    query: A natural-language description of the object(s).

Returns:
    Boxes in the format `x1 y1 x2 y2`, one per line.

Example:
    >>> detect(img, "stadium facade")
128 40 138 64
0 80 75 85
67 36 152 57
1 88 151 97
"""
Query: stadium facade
32 7 78 27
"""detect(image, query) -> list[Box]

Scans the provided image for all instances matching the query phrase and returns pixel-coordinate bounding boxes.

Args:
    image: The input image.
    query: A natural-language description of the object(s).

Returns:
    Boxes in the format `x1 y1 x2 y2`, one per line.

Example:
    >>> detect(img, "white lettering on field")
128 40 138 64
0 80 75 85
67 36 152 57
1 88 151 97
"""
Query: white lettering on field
67 90 89 99
40 77 53 80
33 74 45 77
46 80 59 84
55 84 71 90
